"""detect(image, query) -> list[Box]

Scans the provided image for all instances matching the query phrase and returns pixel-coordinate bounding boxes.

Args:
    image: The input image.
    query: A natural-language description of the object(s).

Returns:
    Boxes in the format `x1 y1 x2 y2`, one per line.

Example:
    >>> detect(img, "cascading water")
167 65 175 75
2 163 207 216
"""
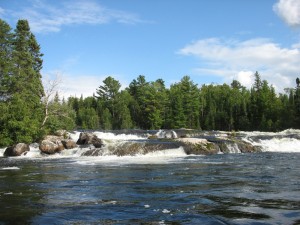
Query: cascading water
226 143 241 153
156 130 178 139
1 129 300 160
241 129 300 153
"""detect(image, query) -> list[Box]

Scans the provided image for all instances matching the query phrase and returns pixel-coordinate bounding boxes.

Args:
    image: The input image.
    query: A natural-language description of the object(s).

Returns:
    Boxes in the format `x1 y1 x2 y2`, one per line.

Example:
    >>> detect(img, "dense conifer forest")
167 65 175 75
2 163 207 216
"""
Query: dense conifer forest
1 19 300 147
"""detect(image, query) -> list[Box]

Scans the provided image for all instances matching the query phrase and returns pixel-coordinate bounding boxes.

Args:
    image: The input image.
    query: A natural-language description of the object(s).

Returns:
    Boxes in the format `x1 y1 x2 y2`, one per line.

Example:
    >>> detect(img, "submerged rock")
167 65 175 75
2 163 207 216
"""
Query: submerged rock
81 140 182 157
81 148 105 156
4 143 30 157
61 139 77 149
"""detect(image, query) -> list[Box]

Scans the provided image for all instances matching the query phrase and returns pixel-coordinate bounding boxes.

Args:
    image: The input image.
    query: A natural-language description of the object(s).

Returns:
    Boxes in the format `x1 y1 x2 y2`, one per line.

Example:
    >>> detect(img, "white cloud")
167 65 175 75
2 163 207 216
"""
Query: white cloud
60 74 103 98
42 70 129 99
273 0 300 27
8 0 143 33
178 38 300 92
235 71 254 88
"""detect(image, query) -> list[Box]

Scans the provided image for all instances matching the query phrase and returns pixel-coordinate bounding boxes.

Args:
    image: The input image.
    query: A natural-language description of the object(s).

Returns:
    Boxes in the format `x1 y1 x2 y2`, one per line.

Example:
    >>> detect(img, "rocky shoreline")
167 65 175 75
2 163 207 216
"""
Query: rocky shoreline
2 130 261 157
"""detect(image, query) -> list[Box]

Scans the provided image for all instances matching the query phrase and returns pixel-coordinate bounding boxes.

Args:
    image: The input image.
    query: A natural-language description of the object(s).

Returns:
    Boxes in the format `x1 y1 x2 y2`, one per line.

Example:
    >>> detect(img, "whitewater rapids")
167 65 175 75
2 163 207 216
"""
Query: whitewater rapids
0 130 299 162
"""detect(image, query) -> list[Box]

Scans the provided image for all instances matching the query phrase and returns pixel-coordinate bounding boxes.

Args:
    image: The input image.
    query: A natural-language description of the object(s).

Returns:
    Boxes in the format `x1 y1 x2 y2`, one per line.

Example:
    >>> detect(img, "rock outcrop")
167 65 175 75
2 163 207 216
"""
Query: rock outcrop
4 143 30 157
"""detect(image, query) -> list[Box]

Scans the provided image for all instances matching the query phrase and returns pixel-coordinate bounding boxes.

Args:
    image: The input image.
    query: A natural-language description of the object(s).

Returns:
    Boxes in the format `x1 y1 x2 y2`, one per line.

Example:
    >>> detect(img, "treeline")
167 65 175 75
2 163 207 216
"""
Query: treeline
68 73 300 132
1 19 300 147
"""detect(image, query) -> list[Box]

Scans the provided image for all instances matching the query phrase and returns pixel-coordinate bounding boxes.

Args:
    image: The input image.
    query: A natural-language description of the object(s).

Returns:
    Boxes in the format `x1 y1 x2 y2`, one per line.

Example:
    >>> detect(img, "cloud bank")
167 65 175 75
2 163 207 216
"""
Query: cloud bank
7 0 143 33
179 38 300 91
273 0 300 27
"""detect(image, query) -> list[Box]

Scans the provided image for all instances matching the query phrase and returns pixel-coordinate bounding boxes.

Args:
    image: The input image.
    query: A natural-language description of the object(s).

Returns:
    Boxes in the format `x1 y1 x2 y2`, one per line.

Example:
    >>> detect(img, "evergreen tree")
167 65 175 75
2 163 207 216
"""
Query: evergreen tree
294 79 300 128
0 20 13 146
168 84 186 128
97 76 132 129
0 20 45 146
0 19 13 99
128 75 149 129
168 76 200 129
115 90 133 129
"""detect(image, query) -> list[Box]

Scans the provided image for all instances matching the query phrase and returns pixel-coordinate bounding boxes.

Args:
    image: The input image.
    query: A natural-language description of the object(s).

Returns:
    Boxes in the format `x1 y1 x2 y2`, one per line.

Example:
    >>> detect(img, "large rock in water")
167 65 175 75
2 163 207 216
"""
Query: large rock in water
62 139 78 149
39 135 77 154
39 139 64 154
4 143 30 157
76 132 103 148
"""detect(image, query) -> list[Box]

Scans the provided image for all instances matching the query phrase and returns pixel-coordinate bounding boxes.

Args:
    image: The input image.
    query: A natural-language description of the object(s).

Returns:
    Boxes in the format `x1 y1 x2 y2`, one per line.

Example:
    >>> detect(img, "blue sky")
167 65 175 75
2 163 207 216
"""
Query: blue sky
1 0 300 97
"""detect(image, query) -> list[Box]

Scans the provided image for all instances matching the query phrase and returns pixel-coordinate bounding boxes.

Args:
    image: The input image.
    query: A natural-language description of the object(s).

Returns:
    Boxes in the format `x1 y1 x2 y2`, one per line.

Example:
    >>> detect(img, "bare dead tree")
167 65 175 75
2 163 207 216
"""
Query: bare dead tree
41 73 62 127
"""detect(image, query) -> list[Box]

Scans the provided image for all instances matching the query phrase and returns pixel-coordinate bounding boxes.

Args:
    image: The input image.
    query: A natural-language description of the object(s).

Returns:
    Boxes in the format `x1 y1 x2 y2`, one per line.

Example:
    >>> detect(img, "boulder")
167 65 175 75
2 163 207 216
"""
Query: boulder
76 132 103 148
39 135 77 154
4 143 30 157
39 135 64 154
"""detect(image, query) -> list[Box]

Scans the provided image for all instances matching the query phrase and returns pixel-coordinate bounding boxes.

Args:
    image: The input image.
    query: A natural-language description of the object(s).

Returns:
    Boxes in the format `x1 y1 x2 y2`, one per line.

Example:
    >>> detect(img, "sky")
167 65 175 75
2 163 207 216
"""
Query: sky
1 0 300 97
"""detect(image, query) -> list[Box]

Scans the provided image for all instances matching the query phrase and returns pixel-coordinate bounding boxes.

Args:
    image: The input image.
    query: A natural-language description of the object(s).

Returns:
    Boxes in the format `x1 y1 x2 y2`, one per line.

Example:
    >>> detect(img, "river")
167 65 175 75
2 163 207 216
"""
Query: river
0 130 299 224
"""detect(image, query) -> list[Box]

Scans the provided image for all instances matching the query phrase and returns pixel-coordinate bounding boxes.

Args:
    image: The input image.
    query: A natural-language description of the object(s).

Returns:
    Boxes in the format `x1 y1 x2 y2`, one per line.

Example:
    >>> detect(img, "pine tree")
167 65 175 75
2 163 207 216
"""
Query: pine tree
0 19 13 99
96 76 122 129
128 75 149 129
0 20 13 146
1 20 45 145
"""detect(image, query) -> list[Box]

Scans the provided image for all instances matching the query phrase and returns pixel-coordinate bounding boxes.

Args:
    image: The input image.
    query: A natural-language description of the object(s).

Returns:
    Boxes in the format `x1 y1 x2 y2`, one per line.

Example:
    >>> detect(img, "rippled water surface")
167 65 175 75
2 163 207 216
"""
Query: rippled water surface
0 153 299 225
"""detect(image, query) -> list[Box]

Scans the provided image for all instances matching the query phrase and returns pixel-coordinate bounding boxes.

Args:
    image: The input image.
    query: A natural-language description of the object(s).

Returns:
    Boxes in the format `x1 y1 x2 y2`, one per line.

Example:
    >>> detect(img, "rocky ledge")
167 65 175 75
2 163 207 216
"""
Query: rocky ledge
176 137 261 155
3 130 261 157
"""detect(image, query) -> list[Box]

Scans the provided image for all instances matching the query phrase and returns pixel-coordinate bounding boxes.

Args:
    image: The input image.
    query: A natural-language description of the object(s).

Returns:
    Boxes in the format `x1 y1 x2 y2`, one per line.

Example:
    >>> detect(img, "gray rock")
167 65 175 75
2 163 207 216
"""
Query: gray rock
76 132 103 148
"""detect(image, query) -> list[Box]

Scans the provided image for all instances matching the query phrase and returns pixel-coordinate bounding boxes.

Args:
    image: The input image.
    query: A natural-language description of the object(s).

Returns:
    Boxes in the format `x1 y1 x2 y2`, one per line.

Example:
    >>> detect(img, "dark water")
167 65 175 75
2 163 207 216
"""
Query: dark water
0 153 299 225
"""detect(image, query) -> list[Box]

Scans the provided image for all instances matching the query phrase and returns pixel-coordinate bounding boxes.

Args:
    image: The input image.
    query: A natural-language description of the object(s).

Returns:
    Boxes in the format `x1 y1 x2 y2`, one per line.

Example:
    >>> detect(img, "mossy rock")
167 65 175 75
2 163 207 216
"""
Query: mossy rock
183 142 219 155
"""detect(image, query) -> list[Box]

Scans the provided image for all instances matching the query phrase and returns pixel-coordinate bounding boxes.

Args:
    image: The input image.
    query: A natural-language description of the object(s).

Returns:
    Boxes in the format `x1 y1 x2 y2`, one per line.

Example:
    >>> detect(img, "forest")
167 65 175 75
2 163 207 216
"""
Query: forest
1 19 300 147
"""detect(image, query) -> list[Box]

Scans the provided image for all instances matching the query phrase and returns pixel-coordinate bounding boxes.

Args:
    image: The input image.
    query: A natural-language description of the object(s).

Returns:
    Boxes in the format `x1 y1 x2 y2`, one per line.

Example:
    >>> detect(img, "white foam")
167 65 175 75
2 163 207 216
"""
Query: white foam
24 145 43 157
240 129 300 153
74 147 187 166
68 131 146 142
162 209 171 214
69 131 81 142
1 167 20 170
258 138 300 153
0 148 5 157
93 131 146 140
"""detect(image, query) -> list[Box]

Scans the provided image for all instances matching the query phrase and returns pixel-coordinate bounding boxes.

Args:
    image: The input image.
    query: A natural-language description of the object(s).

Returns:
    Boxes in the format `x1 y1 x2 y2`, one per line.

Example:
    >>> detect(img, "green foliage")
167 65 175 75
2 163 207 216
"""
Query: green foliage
43 95 76 133
67 72 300 132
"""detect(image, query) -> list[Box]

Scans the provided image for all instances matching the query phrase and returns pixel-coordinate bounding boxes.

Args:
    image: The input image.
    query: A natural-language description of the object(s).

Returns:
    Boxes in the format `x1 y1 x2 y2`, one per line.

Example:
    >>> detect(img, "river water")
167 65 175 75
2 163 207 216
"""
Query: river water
0 131 300 224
